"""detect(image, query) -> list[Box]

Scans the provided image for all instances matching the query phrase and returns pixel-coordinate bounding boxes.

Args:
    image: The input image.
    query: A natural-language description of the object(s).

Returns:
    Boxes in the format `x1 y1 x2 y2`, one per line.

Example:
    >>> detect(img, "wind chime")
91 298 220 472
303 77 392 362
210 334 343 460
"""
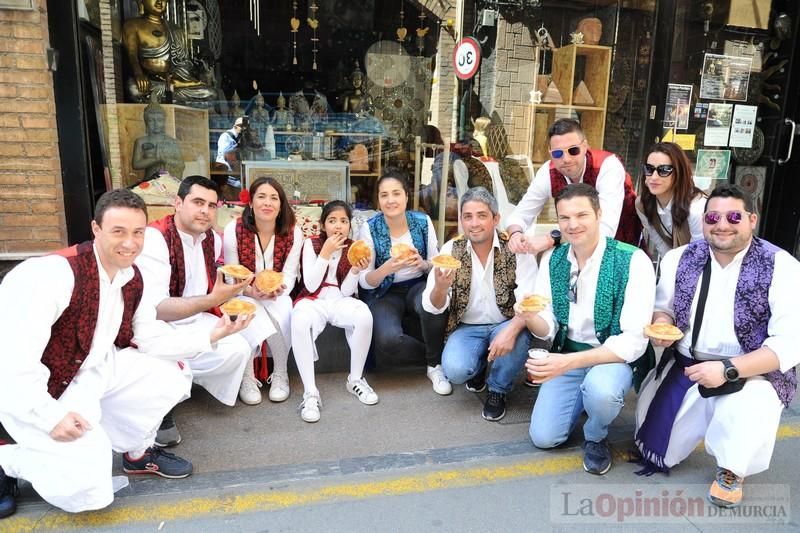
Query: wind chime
290 0 299 65
415 11 429 55
308 0 320 70
396 1 407 43
249 0 261 36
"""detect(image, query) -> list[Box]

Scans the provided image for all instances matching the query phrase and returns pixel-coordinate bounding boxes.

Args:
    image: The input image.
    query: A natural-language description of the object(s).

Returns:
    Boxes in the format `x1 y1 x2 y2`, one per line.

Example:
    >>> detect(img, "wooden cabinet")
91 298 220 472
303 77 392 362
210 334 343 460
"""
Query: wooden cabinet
527 44 612 164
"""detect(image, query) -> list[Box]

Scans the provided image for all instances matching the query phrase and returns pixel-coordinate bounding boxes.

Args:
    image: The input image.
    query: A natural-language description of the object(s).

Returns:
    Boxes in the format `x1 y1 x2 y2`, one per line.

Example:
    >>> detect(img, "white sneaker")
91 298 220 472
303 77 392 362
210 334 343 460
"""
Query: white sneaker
300 392 321 423
346 377 379 405
426 365 453 396
268 373 290 402
238 362 262 405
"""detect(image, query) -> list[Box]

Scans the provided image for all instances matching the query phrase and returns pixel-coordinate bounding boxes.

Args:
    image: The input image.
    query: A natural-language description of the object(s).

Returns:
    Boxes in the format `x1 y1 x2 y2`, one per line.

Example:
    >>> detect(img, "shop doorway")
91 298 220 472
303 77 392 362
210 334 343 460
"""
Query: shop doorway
645 0 800 257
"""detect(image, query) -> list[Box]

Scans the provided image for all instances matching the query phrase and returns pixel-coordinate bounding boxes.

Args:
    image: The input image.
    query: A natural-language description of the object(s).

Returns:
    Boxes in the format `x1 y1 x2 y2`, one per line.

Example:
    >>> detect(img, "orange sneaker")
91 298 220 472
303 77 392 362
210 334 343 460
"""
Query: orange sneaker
708 468 743 508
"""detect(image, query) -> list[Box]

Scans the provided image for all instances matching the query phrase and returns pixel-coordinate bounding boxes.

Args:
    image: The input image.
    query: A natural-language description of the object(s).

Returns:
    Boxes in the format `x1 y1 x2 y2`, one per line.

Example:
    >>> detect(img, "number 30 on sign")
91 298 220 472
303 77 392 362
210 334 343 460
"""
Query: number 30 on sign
453 37 481 80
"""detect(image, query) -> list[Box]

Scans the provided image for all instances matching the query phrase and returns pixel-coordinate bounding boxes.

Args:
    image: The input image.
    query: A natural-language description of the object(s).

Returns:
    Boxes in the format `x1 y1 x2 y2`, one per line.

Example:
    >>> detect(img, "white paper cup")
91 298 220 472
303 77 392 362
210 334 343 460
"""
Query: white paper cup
528 348 550 360
437 267 453 276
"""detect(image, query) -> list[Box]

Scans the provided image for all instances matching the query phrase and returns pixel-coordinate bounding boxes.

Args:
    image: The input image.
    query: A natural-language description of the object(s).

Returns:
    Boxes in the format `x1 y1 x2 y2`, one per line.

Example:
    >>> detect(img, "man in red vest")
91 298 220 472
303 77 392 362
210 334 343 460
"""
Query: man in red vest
137 176 266 447
506 118 641 254
0 189 248 517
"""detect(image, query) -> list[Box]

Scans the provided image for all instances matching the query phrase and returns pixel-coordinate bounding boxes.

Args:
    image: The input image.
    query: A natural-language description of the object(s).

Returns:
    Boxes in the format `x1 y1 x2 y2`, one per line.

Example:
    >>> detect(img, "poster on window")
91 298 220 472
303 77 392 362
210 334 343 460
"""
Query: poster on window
729 105 758 148
704 103 733 146
695 149 731 192
663 84 692 130
699 53 752 101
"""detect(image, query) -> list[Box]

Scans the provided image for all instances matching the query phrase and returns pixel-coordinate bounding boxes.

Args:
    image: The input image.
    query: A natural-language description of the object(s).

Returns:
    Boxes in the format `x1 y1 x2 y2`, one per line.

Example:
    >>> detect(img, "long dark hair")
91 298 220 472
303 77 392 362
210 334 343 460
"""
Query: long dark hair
242 177 295 236
640 142 704 236
318 200 353 242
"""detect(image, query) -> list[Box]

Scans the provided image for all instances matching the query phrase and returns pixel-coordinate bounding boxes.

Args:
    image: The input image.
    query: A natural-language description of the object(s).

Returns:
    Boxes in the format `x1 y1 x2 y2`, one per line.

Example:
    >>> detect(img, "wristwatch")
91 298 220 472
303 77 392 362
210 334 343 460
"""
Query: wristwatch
722 359 740 382
549 229 562 247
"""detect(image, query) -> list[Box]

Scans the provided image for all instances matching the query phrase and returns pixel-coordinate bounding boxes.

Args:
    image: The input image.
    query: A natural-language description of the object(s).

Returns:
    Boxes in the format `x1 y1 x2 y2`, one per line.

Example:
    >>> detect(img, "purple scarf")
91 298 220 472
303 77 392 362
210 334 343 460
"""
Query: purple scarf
634 238 797 475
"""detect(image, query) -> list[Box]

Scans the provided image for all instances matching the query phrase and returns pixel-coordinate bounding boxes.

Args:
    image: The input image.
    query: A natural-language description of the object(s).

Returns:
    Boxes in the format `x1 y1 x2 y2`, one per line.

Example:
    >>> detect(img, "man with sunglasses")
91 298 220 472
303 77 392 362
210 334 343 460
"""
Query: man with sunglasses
633 184 800 508
519 183 655 475
506 118 641 254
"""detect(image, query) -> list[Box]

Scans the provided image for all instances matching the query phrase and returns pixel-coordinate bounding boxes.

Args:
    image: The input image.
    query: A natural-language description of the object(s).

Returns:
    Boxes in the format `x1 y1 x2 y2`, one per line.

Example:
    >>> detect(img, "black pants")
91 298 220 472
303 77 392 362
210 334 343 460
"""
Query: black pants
368 279 448 367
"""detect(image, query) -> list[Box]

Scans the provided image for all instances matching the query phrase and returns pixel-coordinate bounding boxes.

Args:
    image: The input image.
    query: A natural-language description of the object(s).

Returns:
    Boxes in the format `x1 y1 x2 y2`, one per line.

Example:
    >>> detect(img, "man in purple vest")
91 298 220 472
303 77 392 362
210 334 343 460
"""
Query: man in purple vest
0 189 247 517
634 184 800 508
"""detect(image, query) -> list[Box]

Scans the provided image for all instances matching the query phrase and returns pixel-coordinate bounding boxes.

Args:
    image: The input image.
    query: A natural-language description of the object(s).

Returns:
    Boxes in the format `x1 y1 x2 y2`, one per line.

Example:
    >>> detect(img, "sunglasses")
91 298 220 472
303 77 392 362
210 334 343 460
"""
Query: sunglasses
568 270 579 304
703 210 748 225
550 145 583 159
643 163 674 177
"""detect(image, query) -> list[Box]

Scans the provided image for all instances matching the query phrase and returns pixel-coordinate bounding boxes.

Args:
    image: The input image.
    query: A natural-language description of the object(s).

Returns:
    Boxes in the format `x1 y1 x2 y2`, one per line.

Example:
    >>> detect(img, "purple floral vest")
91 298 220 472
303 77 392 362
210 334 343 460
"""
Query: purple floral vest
673 238 797 407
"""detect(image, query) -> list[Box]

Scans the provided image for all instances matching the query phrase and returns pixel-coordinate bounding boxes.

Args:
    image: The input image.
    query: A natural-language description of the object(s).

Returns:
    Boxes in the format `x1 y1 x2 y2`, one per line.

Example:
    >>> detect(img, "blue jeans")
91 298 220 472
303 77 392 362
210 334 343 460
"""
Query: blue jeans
529 362 632 447
441 321 532 394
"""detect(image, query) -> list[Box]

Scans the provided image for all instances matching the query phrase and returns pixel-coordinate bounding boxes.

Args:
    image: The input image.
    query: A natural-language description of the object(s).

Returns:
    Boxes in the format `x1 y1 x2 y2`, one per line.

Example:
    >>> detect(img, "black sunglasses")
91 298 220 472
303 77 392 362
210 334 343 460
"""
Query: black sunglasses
551 145 582 159
642 163 674 177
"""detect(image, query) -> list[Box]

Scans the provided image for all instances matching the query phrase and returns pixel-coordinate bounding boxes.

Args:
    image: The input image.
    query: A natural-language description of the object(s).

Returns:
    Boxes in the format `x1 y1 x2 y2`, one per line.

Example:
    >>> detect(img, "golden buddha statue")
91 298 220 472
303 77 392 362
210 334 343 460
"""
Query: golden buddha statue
272 92 294 130
131 93 185 180
341 65 372 115
122 0 214 103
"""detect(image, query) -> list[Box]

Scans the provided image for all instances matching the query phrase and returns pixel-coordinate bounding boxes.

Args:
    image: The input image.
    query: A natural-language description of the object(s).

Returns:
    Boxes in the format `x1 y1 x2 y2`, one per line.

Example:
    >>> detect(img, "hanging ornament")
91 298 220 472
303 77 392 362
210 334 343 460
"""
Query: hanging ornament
397 1 407 43
415 11 429 55
308 0 320 70
290 0 299 66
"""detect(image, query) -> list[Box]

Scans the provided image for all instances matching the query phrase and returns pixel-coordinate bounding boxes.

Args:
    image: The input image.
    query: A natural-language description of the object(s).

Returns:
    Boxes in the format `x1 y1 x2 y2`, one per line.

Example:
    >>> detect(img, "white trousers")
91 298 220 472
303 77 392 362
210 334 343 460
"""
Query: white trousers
177 313 251 406
237 294 293 376
291 297 373 394
0 349 191 513
636 363 784 477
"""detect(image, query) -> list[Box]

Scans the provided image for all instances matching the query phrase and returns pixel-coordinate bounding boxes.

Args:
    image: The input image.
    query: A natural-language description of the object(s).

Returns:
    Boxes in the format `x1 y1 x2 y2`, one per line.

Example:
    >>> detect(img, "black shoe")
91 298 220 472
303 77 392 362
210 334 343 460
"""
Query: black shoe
482 391 506 421
583 439 612 475
0 466 18 519
154 411 181 448
466 366 487 393
123 447 193 479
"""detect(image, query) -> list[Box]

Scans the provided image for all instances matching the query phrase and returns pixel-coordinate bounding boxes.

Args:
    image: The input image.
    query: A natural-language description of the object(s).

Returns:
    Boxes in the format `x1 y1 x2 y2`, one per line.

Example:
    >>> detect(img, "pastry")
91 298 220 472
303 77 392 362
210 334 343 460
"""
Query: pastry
644 323 684 341
431 254 462 270
254 270 284 293
347 239 372 265
220 298 257 319
390 243 416 260
519 294 551 313
219 264 253 280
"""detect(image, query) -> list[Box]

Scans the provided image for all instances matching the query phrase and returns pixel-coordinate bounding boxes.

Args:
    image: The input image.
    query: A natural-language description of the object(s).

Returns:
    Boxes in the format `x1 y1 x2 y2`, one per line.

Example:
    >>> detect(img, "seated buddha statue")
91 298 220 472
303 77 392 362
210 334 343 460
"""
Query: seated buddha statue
271 92 294 130
131 93 185 181
122 0 214 103
341 66 372 116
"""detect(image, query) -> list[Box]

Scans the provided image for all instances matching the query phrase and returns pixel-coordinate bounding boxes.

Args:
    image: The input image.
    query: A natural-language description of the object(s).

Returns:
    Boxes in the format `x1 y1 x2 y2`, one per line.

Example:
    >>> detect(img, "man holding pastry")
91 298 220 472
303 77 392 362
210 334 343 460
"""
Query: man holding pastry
634 184 800 508
137 176 262 446
422 187 536 421
520 183 655 475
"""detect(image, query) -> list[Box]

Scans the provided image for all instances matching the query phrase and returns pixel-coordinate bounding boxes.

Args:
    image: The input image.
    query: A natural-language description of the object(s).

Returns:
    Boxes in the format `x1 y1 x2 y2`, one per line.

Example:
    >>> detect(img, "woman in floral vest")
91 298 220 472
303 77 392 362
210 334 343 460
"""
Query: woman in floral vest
357 170 451 395
223 177 303 405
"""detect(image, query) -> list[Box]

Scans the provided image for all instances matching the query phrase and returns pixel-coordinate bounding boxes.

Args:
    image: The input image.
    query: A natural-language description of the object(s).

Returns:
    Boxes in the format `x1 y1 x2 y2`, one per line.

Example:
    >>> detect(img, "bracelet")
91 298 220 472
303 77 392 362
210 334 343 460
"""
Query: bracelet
508 230 523 239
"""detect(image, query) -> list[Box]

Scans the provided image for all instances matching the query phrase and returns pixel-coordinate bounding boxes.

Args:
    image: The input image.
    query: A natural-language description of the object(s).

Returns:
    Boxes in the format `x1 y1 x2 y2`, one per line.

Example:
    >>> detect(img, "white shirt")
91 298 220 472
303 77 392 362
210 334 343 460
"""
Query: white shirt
136 226 224 326
656 242 800 372
636 194 705 258
222 221 303 294
422 233 537 323
506 155 625 238
358 214 439 288
533 238 655 362
300 238 359 300
0 247 212 434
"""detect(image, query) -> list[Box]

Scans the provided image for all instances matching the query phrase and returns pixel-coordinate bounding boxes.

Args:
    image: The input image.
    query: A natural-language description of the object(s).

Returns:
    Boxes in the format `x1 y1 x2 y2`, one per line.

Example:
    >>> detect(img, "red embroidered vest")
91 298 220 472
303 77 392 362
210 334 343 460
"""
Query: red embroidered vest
294 236 353 303
150 214 218 297
549 149 642 246
43 241 143 399
234 217 295 272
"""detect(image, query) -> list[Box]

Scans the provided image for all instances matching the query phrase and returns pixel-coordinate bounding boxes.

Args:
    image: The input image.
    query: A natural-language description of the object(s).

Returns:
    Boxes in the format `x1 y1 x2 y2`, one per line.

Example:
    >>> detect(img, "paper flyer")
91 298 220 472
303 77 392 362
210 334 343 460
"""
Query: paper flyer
729 105 758 148
704 103 733 146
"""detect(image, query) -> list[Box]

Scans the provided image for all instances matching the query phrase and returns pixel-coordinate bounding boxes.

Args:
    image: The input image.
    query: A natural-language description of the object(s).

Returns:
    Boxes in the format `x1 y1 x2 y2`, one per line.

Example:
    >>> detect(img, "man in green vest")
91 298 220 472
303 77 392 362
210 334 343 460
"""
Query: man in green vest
422 187 538 421
521 183 655 474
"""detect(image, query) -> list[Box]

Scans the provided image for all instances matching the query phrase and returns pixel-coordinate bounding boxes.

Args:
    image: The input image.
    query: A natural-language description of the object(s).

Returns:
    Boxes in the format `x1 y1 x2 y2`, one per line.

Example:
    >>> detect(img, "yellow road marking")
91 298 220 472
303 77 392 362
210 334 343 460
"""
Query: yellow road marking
2 421 799 532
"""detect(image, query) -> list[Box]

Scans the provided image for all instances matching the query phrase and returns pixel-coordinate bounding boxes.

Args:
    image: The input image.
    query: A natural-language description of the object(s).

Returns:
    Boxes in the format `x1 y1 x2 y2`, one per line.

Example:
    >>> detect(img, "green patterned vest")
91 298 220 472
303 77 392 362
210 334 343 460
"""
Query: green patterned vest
550 237 654 391
445 233 517 337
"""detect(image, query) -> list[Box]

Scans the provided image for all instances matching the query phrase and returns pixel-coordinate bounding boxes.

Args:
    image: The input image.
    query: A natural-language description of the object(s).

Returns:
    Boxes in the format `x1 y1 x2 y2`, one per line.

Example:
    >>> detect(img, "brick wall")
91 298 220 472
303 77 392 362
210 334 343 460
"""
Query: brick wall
0 3 66 255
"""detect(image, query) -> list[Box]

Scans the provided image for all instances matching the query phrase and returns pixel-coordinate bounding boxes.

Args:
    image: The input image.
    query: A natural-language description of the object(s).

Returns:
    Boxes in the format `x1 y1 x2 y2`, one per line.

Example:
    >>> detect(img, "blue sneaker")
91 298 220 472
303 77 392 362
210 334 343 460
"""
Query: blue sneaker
583 439 612 475
0 466 17 519
122 447 193 479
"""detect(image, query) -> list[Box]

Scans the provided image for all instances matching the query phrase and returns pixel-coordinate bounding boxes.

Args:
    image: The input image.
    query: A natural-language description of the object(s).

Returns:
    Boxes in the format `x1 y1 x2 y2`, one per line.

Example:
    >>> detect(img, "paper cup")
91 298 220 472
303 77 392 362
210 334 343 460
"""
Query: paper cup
528 348 550 360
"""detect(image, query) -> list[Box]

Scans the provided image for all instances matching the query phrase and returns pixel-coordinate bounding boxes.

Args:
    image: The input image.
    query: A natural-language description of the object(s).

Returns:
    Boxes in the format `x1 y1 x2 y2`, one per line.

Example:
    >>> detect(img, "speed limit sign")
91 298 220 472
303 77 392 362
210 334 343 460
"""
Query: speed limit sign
453 37 481 80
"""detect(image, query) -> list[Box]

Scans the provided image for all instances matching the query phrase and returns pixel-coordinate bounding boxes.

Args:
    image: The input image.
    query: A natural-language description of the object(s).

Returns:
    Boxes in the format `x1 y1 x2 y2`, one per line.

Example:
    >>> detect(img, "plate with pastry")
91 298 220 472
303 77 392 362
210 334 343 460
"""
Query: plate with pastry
431 254 462 274
220 298 257 320
390 243 417 260
644 323 684 341
219 264 253 280
518 294 551 313
254 270 284 294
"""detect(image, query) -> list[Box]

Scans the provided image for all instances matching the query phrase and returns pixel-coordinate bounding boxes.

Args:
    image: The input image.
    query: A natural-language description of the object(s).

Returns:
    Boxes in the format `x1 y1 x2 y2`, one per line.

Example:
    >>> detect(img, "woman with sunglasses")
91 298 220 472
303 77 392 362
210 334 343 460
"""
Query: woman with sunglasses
635 142 706 258
357 169 451 395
